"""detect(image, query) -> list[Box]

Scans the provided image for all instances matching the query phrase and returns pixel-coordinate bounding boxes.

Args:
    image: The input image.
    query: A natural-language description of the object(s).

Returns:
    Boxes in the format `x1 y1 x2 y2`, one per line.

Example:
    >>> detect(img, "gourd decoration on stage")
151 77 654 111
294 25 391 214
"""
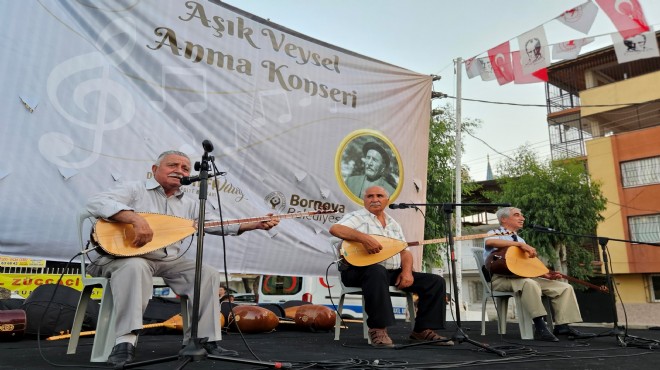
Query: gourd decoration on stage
285 304 336 331
227 305 279 333
0 310 26 341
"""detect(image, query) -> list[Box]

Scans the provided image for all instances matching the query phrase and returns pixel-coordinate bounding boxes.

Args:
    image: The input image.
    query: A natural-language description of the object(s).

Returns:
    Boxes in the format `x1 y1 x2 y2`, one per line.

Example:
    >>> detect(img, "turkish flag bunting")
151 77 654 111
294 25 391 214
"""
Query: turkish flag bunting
552 37 595 61
518 26 551 76
595 0 649 39
531 68 548 82
612 30 660 64
555 1 599 34
477 57 496 81
487 41 514 85
464 57 480 79
512 51 548 84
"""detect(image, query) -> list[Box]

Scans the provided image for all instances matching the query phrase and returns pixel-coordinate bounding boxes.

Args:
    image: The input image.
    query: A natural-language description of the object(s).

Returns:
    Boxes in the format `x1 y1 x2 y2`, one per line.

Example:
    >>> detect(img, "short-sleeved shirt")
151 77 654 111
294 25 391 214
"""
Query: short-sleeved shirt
329 208 406 270
483 226 519 261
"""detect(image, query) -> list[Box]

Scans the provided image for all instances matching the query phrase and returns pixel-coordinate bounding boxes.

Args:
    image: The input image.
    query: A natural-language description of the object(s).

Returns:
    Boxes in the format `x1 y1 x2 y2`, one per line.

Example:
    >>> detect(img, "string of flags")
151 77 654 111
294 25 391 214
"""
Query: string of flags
464 0 658 85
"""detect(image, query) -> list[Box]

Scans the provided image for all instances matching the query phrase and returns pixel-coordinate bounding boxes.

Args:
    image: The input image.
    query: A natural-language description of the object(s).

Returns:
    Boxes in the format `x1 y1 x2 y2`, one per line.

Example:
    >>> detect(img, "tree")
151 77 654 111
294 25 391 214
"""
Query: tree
423 104 480 270
486 146 607 283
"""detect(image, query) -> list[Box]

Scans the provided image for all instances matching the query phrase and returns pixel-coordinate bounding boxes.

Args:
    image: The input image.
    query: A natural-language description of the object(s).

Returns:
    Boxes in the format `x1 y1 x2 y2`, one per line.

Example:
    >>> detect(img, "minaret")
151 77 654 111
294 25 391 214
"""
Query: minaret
486 155 493 180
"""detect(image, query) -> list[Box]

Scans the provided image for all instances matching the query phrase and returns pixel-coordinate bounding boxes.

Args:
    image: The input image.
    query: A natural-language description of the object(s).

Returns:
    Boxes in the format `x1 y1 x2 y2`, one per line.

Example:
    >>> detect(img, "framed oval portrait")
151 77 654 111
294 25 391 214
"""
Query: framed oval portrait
335 129 403 204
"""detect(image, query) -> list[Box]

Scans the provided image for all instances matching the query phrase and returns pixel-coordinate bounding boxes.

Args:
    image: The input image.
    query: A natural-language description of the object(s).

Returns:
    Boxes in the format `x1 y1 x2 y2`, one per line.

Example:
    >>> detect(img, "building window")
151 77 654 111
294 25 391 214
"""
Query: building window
469 280 483 304
629 214 660 243
651 275 660 302
620 156 660 188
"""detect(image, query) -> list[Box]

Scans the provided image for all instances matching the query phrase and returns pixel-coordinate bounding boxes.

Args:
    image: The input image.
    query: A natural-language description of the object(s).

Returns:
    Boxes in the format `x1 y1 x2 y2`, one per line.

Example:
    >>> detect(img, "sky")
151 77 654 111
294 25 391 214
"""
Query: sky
223 0 660 181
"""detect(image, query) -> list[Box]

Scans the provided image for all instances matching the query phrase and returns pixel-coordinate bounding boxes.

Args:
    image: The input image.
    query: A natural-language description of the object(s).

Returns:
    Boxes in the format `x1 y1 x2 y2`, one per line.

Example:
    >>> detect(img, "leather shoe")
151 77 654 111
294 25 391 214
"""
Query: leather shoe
553 326 596 339
203 341 239 357
107 342 135 367
534 328 559 342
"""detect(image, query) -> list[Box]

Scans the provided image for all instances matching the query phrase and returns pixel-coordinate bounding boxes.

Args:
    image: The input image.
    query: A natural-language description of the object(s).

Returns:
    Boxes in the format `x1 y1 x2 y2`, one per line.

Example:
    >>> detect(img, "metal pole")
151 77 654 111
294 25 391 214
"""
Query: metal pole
453 57 464 311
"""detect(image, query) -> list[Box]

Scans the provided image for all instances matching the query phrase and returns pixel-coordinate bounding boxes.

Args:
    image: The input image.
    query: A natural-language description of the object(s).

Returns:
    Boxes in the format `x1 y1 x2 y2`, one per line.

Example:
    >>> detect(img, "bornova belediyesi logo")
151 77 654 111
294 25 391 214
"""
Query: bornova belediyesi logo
264 191 287 213
264 191 345 225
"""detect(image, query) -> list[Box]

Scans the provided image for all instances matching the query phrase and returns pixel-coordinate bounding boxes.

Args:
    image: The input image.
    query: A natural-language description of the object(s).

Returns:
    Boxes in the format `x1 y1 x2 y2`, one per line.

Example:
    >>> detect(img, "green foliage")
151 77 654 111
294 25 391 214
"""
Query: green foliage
485 146 607 281
423 104 481 270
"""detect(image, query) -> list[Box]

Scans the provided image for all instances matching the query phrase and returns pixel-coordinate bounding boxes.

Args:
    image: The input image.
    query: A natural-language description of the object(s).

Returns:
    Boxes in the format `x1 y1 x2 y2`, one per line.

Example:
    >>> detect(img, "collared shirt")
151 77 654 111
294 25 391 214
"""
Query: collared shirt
86 178 239 260
330 208 406 270
483 226 521 261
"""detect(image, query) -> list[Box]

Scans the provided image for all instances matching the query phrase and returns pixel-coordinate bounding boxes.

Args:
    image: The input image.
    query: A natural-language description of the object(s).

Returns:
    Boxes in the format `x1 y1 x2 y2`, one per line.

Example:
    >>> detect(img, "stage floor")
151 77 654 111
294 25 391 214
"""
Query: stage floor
4 319 660 370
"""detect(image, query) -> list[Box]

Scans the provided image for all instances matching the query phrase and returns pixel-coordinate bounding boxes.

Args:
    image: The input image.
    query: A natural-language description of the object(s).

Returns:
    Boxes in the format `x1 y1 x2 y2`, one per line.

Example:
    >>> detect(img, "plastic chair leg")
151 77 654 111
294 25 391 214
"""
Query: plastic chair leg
67 285 95 355
90 287 116 362
334 294 346 341
495 296 510 335
480 297 488 335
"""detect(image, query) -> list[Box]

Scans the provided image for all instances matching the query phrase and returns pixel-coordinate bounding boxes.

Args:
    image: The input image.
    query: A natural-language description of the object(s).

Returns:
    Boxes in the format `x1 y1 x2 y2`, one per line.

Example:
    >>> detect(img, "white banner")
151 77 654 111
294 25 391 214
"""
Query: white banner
0 1 431 276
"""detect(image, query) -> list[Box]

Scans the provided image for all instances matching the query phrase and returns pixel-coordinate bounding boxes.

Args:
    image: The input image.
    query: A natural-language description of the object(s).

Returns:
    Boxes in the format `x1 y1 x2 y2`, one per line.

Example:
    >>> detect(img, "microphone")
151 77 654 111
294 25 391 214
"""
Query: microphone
388 203 411 209
202 139 214 153
180 172 225 185
529 224 557 232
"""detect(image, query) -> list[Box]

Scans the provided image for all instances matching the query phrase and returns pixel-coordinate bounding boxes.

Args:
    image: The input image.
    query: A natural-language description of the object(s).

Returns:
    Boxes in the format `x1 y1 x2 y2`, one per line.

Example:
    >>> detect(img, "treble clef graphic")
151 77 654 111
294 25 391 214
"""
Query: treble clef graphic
40 17 137 169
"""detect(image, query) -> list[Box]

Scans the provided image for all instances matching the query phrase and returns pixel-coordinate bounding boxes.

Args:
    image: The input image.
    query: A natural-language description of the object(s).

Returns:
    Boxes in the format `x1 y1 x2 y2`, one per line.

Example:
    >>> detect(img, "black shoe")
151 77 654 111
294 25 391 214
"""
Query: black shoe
203 341 239 357
553 326 596 339
107 342 135 367
534 328 559 342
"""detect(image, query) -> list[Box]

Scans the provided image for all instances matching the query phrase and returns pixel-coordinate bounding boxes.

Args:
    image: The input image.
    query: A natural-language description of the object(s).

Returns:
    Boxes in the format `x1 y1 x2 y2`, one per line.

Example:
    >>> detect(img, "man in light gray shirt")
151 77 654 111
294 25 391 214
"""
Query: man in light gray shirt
87 150 279 367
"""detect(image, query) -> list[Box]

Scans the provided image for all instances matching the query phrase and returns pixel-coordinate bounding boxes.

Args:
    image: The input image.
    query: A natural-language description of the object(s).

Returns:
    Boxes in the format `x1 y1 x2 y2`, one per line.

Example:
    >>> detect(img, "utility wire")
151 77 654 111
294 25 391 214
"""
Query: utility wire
445 95 660 109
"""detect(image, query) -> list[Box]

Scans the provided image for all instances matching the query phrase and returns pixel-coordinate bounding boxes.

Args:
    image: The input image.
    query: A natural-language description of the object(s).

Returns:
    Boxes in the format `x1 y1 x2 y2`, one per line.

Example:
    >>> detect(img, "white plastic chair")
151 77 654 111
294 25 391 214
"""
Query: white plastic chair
67 211 188 362
472 247 552 340
333 278 416 343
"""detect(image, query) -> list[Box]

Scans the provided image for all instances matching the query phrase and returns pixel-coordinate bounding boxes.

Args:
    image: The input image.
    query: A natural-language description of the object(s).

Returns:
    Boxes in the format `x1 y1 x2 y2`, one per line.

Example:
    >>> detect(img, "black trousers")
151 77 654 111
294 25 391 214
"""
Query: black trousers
340 263 446 330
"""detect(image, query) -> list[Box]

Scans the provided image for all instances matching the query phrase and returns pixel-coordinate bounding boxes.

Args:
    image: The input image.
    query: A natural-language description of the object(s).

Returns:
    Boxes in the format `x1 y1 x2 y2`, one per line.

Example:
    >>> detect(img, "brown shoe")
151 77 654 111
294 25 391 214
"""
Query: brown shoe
410 329 455 346
368 328 394 348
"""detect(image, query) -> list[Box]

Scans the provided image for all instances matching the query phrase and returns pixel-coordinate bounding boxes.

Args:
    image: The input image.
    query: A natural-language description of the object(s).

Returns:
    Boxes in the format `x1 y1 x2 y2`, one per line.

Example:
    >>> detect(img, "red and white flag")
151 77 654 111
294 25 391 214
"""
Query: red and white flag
555 1 599 34
488 41 513 85
595 0 649 39
512 51 548 84
612 30 659 63
518 26 551 76
552 37 595 61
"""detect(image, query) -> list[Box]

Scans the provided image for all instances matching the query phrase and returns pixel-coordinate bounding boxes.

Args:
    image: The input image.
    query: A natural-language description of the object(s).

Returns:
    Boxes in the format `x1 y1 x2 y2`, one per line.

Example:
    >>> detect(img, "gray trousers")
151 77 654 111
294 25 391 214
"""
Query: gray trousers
90 256 222 344
491 275 583 325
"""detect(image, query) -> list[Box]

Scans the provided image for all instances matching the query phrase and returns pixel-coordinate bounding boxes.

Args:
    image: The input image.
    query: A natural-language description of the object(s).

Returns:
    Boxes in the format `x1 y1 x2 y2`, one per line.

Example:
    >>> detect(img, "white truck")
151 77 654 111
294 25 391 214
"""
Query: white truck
256 274 409 319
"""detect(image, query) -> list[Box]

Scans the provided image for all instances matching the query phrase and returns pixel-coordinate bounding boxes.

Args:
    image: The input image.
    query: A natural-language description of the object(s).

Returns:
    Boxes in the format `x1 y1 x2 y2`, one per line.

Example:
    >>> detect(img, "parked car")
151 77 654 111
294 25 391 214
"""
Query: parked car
232 293 257 303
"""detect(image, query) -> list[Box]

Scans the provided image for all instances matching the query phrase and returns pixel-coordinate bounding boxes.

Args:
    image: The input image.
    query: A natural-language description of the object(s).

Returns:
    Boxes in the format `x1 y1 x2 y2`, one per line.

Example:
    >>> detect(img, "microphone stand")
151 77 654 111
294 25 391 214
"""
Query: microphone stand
400 202 509 356
531 226 660 349
123 149 287 369
180 150 213 364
